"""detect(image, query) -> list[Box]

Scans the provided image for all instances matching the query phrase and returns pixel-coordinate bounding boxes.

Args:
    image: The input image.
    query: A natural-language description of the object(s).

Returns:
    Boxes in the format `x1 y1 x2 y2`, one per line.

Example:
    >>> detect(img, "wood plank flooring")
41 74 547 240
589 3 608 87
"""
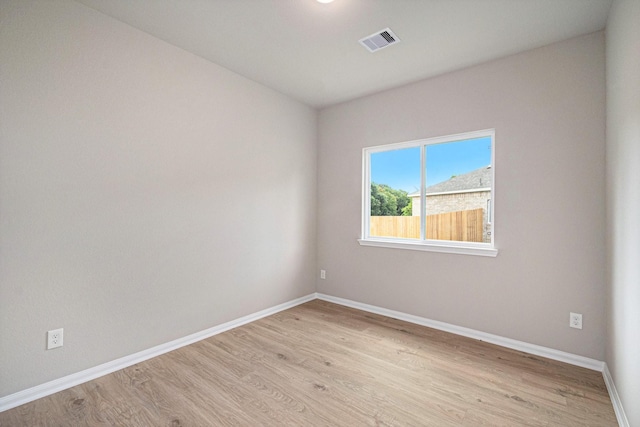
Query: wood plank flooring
0 300 617 426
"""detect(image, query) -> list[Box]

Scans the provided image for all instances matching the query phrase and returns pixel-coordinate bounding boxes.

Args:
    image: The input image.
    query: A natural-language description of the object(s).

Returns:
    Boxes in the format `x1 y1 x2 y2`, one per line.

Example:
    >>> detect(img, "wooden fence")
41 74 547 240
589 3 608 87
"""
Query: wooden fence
370 208 484 242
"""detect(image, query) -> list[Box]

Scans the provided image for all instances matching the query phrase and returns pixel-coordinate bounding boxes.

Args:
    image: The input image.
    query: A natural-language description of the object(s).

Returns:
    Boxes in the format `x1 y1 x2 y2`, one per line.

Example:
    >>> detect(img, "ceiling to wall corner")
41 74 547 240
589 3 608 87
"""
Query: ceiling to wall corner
74 0 612 108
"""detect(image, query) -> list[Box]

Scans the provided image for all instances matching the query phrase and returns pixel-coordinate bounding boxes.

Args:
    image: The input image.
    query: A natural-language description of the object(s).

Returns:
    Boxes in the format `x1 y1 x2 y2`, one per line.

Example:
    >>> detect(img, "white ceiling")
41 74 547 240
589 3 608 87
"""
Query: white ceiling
75 0 613 108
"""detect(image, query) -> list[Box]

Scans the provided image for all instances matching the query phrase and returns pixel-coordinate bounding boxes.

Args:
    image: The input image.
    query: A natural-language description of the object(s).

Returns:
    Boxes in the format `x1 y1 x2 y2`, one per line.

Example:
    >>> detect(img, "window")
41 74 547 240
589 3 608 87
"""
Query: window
359 129 497 257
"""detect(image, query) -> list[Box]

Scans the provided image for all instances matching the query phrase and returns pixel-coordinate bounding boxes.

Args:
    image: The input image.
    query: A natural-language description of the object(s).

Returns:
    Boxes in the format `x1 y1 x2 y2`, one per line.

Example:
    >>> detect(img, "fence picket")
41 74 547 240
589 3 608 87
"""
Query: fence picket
370 208 484 242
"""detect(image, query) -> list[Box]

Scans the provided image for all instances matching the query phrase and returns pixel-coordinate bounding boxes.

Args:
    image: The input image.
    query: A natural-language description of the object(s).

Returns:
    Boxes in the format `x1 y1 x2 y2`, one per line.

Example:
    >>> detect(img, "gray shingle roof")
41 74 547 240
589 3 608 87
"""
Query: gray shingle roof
409 165 492 196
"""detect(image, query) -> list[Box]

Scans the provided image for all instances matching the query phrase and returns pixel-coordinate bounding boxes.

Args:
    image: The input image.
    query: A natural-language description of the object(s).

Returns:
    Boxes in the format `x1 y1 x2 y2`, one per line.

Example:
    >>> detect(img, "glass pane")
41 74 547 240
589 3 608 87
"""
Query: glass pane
369 147 421 239
425 136 492 243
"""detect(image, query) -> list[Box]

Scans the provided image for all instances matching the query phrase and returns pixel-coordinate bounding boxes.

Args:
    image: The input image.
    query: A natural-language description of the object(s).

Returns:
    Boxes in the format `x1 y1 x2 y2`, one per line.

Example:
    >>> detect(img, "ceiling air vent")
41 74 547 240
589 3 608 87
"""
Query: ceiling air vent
359 28 400 53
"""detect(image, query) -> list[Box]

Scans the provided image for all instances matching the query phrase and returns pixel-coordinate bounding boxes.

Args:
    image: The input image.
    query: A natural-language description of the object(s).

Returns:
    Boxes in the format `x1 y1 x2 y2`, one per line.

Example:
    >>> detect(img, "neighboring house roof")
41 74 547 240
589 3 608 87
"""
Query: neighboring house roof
409 165 492 196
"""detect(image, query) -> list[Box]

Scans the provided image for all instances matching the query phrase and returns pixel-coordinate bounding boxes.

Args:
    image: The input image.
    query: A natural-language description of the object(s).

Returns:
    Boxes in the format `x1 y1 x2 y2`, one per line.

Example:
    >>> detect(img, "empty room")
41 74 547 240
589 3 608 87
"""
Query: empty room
0 0 638 426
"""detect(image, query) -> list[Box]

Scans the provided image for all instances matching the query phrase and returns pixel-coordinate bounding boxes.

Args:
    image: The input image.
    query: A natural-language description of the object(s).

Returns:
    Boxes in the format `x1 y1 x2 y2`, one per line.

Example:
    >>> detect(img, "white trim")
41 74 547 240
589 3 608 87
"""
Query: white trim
358 238 498 257
0 293 316 413
603 363 630 427
316 293 603 371
3 292 618 418
361 147 371 241
420 144 426 240
363 129 496 154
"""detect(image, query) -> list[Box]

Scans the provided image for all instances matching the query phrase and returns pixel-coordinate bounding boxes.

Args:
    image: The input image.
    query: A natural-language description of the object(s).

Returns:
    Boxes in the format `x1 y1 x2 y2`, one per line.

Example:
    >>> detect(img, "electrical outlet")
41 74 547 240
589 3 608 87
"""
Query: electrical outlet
47 328 64 349
569 313 582 330
320 269 326 279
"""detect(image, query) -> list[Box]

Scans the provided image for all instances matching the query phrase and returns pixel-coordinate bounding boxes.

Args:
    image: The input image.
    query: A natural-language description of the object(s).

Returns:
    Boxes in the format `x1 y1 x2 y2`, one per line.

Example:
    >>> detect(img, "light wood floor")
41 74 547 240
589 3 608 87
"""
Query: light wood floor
0 300 617 426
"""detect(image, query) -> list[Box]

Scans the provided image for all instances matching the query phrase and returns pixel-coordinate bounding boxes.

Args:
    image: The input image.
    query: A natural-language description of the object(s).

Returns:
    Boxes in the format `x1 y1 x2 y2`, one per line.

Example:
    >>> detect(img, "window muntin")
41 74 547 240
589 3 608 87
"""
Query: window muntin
361 129 495 255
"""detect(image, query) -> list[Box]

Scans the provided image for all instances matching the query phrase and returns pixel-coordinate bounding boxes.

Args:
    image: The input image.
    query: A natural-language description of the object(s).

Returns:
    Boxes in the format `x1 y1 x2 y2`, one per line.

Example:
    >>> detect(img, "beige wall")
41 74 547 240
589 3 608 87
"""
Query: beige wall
0 0 317 397
318 32 606 359
605 0 640 424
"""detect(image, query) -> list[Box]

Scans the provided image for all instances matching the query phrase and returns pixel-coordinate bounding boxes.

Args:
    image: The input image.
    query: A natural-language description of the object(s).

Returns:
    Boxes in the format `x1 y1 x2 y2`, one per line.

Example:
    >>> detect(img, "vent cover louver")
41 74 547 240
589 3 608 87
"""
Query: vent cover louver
359 28 400 53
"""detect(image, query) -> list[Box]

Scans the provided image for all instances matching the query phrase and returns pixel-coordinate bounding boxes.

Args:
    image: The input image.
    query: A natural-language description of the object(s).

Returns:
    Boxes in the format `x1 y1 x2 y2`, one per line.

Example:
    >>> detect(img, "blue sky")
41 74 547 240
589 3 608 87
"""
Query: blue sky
370 136 492 192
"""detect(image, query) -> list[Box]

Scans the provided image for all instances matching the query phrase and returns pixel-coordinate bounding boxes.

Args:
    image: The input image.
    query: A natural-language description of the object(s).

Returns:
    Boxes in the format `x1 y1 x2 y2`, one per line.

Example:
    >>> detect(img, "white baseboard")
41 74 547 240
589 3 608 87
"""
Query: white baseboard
318 294 635 426
2 291 628 427
0 293 316 413
603 363 630 427
316 293 605 371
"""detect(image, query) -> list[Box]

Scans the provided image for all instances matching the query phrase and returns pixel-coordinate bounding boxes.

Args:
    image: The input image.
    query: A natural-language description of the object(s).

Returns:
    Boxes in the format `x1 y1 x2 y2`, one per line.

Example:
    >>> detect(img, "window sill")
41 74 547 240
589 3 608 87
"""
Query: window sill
357 238 498 257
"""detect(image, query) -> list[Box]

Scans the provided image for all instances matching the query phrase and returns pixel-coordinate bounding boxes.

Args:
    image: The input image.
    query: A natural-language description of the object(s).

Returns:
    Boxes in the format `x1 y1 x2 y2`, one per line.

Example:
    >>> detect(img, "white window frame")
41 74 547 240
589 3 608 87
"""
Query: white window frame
359 129 498 257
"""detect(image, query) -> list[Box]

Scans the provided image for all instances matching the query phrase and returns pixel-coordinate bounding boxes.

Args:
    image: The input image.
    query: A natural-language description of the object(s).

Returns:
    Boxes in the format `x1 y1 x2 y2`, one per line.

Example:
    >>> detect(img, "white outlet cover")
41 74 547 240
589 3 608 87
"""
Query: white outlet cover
47 328 64 349
569 313 582 330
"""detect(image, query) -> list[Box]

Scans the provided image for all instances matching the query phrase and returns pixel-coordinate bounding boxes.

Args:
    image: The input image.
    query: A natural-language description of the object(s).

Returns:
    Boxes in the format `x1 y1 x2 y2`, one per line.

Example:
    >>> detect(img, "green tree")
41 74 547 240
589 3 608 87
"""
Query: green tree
401 201 412 216
370 183 411 216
